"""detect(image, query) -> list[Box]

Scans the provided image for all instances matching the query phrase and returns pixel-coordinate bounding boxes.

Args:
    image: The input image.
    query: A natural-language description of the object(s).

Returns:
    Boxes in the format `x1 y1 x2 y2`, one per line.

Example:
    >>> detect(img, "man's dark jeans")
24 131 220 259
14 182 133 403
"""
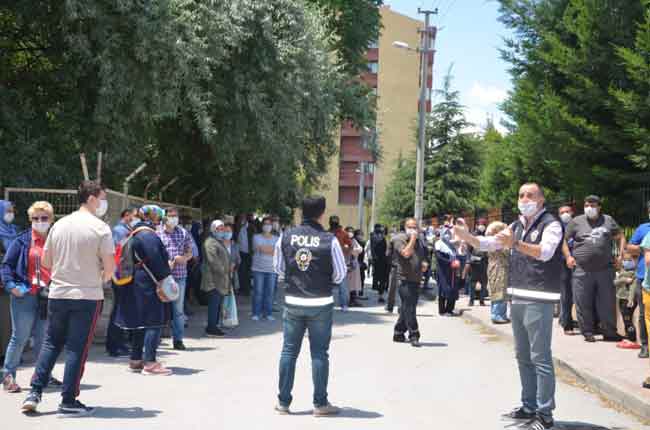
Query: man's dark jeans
394 281 420 340
278 303 333 408
206 289 223 331
31 299 102 404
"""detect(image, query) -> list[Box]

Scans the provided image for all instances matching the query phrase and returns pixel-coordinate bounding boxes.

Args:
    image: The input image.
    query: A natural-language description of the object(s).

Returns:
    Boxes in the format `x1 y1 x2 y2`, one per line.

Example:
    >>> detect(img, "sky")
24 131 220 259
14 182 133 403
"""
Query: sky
384 0 513 133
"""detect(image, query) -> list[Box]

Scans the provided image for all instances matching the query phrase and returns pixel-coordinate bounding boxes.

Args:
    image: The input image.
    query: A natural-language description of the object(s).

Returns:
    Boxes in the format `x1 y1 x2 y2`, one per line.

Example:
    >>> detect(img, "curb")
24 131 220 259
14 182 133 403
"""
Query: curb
461 311 650 423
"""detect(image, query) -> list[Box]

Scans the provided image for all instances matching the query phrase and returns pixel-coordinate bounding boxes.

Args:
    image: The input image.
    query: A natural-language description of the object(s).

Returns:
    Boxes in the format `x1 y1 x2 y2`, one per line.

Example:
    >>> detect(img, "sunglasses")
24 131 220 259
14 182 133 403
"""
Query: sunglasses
31 216 50 222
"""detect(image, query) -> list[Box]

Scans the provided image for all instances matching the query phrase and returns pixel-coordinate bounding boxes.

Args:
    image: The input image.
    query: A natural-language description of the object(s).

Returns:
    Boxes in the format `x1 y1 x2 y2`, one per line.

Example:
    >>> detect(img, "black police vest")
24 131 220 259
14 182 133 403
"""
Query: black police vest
507 210 562 303
281 221 335 301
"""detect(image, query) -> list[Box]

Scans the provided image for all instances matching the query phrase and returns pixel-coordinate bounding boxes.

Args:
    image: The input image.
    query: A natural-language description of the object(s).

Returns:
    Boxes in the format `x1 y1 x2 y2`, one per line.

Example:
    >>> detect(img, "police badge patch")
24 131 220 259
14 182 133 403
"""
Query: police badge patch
295 248 313 271
530 230 539 242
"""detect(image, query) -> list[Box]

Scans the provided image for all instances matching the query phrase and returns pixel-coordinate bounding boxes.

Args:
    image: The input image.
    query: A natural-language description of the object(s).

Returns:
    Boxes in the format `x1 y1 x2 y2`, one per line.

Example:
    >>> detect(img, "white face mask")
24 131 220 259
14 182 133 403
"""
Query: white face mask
584 207 599 219
3 212 14 224
560 213 572 224
130 217 141 228
32 221 50 234
166 216 179 228
406 228 418 236
95 199 108 218
518 201 538 218
262 224 273 234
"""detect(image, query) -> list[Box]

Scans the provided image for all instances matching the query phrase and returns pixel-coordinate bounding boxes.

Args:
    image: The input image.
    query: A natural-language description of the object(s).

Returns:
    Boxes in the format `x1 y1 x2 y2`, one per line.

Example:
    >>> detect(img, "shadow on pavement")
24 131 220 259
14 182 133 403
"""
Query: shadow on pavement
418 342 448 348
167 366 204 376
554 422 626 430
92 406 163 419
290 407 383 419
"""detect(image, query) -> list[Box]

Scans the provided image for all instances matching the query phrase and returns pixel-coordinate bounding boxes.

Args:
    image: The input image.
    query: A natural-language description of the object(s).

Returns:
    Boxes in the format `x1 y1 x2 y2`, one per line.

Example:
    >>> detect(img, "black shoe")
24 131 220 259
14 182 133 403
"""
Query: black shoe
21 391 42 413
378 297 385 303
480 301 486 306
410 338 421 348
205 328 225 337
57 400 96 417
173 341 187 350
603 334 623 342
393 334 406 343
584 334 596 343
524 415 554 430
502 406 536 421
468 301 474 307
49 376 63 387
385 307 394 314
639 345 649 359
643 377 650 389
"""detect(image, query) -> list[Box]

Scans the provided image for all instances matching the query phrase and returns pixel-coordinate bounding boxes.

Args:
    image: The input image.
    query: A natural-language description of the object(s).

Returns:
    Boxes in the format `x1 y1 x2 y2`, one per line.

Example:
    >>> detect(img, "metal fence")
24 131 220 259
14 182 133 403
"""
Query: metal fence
4 187 202 229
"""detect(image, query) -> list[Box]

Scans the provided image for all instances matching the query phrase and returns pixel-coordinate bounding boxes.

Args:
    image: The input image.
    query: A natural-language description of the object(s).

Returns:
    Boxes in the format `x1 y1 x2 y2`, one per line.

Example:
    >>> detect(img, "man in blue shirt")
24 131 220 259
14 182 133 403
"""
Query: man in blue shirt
626 201 650 358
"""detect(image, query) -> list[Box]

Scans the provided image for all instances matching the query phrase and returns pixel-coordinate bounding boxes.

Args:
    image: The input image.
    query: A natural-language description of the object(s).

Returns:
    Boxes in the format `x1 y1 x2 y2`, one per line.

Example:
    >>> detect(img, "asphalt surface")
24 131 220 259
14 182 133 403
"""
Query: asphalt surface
0 294 648 430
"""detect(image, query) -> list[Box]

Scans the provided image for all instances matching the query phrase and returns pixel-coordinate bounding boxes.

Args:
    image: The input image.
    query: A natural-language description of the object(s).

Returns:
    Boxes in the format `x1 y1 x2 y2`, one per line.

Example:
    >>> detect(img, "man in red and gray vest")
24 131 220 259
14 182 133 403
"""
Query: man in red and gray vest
455 183 562 430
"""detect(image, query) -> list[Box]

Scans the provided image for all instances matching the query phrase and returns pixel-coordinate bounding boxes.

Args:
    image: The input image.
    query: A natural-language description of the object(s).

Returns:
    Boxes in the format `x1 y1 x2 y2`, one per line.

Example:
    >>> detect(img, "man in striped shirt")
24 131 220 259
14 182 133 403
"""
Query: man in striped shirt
273 196 346 417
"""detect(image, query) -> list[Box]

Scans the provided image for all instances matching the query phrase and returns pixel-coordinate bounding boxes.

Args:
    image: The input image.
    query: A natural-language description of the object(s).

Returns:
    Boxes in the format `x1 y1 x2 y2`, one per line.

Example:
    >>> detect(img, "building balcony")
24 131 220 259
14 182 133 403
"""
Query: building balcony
367 48 379 62
361 72 378 88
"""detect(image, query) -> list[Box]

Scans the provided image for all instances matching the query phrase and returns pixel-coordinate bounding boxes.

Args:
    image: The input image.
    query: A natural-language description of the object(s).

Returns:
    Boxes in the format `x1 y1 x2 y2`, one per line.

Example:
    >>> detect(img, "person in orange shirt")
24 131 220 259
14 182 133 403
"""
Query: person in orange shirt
329 216 351 310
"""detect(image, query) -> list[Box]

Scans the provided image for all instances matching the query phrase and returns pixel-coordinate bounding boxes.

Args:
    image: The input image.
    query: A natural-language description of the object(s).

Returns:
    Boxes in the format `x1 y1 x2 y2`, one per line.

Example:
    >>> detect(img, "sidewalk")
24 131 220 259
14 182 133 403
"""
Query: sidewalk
460 301 650 422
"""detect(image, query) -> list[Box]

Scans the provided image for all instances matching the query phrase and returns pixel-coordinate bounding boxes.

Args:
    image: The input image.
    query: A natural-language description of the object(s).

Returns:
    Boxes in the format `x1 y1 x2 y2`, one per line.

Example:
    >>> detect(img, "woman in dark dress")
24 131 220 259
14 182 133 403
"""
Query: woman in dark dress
435 236 460 316
115 205 172 376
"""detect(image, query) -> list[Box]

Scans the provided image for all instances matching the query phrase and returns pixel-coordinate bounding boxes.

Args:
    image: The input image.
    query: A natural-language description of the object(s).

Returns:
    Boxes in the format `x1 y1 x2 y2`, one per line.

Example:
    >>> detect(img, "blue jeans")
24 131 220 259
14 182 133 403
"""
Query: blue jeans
207 290 223 330
130 328 161 363
334 279 349 309
511 302 555 420
278 303 333 407
491 300 508 321
171 277 187 341
2 294 46 379
253 271 277 318
31 299 102 404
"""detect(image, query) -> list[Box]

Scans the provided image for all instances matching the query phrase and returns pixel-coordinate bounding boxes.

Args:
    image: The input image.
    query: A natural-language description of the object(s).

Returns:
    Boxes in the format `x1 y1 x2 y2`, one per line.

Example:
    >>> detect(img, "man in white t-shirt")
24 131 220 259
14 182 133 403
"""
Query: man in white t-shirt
21 180 114 417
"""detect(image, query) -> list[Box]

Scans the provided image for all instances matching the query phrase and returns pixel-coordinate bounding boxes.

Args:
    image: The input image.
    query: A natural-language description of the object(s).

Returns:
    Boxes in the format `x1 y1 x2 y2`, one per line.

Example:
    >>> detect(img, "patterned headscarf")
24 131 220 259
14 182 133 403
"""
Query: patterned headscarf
139 205 165 222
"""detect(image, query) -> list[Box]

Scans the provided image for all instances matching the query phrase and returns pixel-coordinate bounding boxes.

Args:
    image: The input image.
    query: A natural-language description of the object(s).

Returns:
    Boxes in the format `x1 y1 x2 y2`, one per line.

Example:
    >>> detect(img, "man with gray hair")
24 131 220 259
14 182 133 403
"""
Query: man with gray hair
455 183 562 430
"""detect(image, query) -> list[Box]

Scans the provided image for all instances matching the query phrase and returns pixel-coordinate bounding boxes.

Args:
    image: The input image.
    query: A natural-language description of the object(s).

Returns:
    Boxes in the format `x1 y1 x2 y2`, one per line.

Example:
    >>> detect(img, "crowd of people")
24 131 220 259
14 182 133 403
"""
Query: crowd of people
1 179 650 425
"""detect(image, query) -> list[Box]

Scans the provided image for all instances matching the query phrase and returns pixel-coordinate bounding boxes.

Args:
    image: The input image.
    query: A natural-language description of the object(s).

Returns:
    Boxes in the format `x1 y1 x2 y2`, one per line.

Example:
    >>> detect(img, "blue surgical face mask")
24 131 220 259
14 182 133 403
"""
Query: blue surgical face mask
222 232 232 241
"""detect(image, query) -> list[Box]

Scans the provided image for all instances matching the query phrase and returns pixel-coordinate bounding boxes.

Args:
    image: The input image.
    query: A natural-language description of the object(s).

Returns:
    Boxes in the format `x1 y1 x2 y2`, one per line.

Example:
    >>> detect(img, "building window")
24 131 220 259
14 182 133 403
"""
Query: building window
367 61 379 74
368 40 378 49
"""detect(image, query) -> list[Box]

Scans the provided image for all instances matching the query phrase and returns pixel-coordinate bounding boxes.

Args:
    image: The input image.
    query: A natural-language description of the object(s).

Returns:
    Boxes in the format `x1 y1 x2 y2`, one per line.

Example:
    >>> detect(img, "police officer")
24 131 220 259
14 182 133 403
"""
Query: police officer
273 196 346 417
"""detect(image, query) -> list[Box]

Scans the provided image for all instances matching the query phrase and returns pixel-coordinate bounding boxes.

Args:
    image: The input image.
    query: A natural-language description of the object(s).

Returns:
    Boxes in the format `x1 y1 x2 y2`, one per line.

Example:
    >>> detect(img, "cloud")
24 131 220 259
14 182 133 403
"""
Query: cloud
463 106 508 135
469 82 508 107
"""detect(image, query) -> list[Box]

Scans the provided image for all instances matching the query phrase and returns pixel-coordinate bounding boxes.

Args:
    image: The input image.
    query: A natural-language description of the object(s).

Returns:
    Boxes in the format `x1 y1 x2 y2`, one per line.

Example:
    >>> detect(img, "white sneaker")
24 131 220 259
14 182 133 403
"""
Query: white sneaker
252 315 260 321
265 316 276 321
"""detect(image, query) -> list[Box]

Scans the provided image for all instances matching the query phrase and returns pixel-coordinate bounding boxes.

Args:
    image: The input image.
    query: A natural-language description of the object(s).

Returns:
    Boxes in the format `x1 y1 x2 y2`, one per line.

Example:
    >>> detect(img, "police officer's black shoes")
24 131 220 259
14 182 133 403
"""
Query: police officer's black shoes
524 415 554 430
410 338 421 348
584 334 596 343
393 333 406 343
639 345 649 359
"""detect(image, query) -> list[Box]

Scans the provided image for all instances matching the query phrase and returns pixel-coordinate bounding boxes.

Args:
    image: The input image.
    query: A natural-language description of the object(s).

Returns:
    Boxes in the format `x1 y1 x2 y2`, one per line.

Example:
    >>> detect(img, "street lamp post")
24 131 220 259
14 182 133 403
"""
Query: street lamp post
392 8 438 226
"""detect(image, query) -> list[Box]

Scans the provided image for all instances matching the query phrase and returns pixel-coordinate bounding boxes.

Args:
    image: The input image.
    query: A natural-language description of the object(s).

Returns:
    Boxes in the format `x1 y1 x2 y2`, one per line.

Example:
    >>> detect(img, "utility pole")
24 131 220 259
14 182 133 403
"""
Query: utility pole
414 8 438 226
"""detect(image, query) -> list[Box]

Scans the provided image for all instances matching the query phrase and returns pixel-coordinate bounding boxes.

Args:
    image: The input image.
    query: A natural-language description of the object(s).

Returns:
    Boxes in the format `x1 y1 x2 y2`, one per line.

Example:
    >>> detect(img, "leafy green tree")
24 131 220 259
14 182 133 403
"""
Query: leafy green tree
497 0 650 223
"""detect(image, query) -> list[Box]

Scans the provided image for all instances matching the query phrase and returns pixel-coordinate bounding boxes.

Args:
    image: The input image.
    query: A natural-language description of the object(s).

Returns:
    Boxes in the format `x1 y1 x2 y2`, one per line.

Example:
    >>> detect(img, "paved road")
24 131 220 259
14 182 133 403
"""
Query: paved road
1 295 648 430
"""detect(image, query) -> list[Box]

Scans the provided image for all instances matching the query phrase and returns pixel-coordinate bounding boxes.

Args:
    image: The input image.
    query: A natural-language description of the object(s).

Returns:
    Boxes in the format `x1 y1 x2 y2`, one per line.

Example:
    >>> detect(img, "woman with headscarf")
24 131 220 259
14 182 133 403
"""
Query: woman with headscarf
201 220 232 337
435 231 460 316
0 200 17 254
1 201 61 392
115 205 173 376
